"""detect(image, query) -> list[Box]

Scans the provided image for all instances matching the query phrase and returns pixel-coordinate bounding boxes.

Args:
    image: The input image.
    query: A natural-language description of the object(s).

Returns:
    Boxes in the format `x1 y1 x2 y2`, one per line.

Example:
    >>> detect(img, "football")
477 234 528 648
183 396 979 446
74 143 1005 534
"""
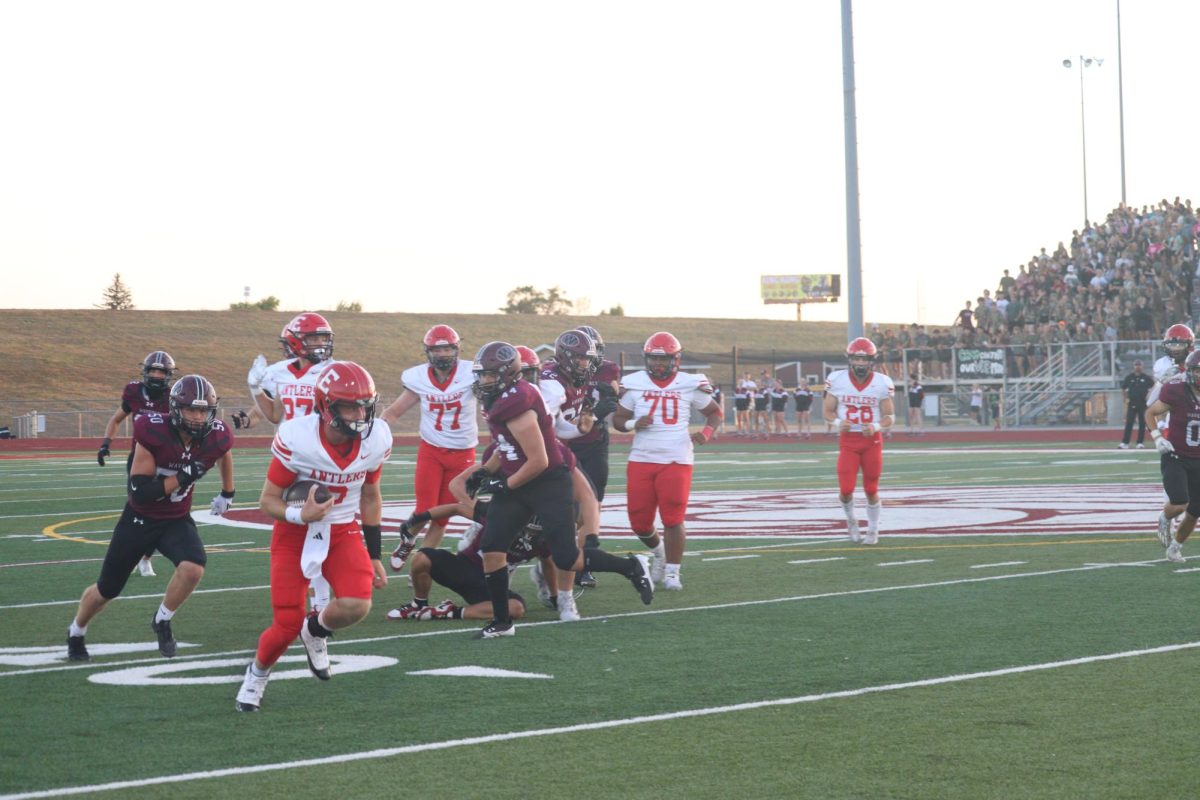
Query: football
283 480 332 506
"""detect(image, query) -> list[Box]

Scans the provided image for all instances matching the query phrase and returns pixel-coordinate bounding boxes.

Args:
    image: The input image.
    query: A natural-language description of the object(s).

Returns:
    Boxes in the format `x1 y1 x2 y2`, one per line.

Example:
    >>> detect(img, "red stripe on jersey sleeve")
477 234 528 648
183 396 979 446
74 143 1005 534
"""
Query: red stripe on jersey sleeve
271 435 293 461
364 465 384 485
266 456 299 489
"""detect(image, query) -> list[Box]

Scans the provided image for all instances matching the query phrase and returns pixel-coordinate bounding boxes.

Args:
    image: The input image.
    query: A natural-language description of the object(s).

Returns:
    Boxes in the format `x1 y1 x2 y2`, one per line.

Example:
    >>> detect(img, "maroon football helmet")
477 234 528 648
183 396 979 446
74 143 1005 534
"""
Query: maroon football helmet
280 313 334 363
576 325 605 368
423 325 461 372
554 329 598 387
472 341 522 406
141 350 176 397
315 361 378 438
169 375 219 439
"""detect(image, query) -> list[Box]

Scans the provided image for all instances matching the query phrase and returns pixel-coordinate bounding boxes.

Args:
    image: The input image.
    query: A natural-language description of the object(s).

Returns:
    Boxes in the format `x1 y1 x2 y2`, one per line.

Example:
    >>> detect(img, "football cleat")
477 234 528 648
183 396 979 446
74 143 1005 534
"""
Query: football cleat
1157 513 1173 548
475 619 516 639
137 558 156 577
574 570 597 588
67 634 89 662
662 575 683 591
1166 541 1185 564
629 554 654 604
1117 443 1128 450
386 601 428 621
847 518 862 544
558 593 581 622
529 561 554 608
235 664 269 712
423 600 459 620
300 613 332 680
862 527 879 545
389 525 418 572
151 614 177 658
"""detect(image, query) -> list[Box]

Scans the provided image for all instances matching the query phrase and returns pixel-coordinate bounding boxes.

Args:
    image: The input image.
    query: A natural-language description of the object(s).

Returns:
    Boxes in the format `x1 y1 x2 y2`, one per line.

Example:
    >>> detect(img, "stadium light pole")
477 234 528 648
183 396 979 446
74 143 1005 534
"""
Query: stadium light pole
1063 55 1103 226
1116 0 1127 206
841 0 864 341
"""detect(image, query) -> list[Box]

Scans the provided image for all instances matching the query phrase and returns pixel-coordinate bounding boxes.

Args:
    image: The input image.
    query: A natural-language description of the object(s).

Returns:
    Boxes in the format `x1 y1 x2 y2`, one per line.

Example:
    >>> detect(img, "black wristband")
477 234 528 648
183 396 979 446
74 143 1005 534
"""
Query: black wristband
220 489 236 499
362 524 382 560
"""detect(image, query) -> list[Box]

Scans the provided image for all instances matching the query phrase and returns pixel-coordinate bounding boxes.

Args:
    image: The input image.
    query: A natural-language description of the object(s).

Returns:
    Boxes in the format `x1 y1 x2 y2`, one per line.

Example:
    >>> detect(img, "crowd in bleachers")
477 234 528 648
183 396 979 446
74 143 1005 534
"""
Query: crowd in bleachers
867 198 1200 381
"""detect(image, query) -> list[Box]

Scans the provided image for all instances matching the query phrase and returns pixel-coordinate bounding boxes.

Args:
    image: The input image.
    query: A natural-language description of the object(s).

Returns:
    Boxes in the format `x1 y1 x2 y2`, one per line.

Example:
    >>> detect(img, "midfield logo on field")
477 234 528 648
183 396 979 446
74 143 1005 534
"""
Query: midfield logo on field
210 485 1160 538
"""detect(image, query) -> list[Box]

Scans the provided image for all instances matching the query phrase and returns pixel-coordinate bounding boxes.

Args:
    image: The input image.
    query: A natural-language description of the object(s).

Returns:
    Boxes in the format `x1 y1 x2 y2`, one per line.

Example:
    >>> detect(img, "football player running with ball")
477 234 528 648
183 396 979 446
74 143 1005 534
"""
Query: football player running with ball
236 361 390 711
824 338 896 544
67 376 235 662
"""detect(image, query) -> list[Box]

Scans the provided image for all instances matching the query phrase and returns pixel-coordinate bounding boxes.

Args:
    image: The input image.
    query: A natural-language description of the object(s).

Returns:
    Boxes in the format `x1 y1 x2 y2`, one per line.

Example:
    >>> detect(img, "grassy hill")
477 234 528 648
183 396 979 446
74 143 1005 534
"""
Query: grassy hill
0 309 848 419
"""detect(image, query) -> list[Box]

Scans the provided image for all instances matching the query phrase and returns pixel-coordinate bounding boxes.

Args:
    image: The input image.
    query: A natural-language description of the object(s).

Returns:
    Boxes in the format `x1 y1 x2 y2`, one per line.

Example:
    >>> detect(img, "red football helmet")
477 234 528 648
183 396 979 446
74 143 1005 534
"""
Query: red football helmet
141 350 176 397
423 325 461 372
1163 323 1195 363
644 332 682 379
315 361 378 438
555 329 598 387
472 341 522 406
1186 350 1200 390
846 337 877 379
280 313 334 363
515 345 541 385
169 375 219 439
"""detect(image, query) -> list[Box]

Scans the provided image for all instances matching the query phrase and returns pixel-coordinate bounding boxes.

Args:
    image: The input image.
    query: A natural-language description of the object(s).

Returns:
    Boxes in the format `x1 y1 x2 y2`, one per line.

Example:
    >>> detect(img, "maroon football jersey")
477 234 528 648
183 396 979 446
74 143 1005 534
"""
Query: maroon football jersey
459 522 552 571
120 381 171 417
128 414 234 519
1159 380 1200 458
484 381 565 478
571 359 620 446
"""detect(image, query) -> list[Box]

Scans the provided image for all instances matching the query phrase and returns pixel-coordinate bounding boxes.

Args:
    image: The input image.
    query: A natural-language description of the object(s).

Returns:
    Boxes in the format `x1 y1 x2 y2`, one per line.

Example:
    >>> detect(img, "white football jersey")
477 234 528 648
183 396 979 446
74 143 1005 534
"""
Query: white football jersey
537 379 585 441
619 371 715 465
400 360 478 449
825 369 896 432
1153 355 1180 384
263 359 325 421
271 414 392 524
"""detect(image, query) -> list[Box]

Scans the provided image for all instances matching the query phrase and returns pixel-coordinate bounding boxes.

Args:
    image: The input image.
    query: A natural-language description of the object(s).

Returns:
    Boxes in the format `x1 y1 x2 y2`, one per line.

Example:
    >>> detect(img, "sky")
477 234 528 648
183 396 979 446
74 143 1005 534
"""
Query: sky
3 1 1199 327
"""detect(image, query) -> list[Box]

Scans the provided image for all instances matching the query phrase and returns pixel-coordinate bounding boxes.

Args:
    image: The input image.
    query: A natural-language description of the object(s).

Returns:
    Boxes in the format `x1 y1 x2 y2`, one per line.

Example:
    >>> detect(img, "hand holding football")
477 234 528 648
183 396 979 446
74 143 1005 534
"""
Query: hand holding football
283 480 333 506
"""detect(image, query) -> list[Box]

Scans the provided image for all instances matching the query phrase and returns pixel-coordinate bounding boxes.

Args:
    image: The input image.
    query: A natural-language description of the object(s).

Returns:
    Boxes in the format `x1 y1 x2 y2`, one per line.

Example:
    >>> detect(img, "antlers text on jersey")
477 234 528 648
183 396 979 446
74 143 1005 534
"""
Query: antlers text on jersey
303 467 369 486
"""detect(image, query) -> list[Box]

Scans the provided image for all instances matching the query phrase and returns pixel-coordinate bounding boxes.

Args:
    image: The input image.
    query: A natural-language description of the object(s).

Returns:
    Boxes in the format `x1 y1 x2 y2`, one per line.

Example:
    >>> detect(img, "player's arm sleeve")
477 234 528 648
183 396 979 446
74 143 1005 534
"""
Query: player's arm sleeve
265 455 298 489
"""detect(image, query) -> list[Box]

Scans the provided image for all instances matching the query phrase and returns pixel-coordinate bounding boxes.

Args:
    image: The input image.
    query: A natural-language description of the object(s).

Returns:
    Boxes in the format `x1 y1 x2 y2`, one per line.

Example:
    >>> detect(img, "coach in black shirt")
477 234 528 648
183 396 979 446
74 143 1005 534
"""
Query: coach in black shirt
1120 360 1154 448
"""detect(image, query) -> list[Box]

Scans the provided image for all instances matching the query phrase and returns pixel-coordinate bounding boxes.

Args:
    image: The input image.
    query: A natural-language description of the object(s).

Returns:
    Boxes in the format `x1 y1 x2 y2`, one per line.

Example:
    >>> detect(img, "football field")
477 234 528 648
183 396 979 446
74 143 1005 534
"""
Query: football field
1 440 1195 799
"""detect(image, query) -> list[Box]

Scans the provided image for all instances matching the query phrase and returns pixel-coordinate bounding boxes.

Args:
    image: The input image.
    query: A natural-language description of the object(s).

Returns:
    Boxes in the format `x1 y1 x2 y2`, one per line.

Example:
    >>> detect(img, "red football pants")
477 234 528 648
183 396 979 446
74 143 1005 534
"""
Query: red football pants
254 521 374 669
836 434 884 495
626 461 693 531
414 441 476 520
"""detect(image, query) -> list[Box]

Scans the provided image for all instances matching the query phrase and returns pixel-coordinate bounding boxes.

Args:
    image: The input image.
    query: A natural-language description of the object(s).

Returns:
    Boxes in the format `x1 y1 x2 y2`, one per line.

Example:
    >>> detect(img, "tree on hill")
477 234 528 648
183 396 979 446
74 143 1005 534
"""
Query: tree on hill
229 296 281 311
96 273 135 310
335 301 363 312
502 285 573 315
600 304 625 316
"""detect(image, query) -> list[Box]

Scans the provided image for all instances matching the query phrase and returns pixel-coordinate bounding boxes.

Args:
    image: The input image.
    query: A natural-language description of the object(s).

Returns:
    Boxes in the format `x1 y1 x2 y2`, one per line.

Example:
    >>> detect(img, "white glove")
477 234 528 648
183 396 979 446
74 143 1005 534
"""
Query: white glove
210 493 234 516
1156 435 1175 455
247 354 268 395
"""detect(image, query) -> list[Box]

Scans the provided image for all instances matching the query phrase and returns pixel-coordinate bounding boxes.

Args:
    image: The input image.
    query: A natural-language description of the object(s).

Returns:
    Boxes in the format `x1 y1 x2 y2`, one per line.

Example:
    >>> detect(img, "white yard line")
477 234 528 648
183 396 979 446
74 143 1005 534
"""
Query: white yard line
877 559 935 567
787 557 846 565
3 638 1196 800
700 555 759 562
969 561 1028 569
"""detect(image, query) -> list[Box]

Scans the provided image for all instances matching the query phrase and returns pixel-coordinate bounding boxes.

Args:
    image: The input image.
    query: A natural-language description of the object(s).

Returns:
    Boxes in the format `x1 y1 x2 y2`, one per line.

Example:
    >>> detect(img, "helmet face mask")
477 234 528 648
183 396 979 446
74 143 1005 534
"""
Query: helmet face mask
576 325 605 368
846 337 878 380
315 361 378 439
424 325 462 372
472 342 522 408
554 330 598 387
643 332 682 380
141 350 176 397
169 375 218 439
281 313 335 363
1164 323 1195 363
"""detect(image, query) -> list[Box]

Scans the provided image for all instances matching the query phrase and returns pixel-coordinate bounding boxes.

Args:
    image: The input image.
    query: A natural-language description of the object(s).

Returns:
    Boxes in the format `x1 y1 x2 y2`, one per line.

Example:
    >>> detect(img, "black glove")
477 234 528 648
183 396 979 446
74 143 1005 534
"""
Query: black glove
465 468 492 498
174 461 208 489
476 474 509 499
232 411 250 430
591 384 619 421
97 438 112 467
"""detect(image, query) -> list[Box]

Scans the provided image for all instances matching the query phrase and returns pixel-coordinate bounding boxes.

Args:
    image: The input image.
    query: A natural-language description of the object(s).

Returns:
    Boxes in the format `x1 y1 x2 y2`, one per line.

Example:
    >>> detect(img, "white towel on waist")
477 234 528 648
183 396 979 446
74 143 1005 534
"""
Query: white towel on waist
300 521 332 579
